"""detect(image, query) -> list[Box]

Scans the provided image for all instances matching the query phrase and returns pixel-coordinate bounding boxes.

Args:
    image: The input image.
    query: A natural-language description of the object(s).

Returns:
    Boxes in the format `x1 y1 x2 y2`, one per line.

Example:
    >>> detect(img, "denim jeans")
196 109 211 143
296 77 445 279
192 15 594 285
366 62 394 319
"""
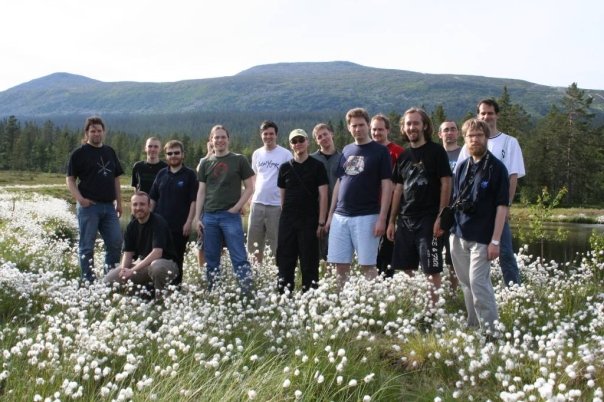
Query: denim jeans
499 221 520 286
77 202 123 282
202 210 252 293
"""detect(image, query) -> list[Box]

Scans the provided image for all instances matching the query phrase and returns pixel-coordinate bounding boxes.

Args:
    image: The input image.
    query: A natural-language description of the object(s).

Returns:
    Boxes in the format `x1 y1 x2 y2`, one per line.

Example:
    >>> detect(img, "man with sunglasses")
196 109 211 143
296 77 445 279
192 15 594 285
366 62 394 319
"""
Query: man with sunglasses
276 129 328 293
149 140 198 287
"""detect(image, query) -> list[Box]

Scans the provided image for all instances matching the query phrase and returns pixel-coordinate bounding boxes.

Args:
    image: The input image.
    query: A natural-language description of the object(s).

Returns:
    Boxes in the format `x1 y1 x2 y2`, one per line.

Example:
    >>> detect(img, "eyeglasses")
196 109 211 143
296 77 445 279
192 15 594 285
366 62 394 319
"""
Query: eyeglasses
290 137 306 145
465 133 485 140
166 151 182 156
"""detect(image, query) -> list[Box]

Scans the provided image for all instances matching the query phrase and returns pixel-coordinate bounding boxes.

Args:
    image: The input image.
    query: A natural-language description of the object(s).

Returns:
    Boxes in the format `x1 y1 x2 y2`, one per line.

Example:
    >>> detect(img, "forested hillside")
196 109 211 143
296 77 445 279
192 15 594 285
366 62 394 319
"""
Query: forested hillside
1 83 602 206
2 62 604 133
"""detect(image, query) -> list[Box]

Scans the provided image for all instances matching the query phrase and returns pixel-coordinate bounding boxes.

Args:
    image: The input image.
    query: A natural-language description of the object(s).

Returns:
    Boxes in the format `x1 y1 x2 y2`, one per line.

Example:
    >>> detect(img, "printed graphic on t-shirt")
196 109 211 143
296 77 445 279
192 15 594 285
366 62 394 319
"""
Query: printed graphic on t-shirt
97 157 113 177
344 155 364 175
257 160 281 170
449 160 457 172
404 161 428 191
211 162 229 178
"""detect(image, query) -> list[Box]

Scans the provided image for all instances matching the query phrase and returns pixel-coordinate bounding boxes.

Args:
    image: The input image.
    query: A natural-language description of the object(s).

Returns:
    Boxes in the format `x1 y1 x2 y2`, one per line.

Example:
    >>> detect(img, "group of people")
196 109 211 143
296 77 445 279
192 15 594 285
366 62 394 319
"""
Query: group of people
66 98 525 331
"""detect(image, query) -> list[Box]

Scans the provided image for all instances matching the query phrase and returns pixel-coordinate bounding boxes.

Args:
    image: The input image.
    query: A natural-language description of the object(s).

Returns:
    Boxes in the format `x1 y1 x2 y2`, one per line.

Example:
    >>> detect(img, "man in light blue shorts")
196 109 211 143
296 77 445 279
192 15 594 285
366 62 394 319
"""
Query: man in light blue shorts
325 108 392 289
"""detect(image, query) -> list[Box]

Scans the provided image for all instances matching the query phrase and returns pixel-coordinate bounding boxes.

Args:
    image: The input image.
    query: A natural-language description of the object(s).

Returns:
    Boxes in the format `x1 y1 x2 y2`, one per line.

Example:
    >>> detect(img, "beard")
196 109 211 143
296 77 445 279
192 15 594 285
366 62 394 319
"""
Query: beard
469 144 487 158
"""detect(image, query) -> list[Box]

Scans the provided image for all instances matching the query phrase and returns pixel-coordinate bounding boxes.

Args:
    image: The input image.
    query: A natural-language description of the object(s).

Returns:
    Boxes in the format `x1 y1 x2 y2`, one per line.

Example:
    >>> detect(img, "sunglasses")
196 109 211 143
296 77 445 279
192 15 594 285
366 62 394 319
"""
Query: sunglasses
290 137 306 145
166 151 181 156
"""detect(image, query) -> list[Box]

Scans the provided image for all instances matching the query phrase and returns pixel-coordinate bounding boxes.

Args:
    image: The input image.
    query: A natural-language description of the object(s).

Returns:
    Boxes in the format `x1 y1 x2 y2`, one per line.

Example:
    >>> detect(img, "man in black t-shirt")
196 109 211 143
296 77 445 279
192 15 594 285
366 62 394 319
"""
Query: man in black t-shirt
387 108 452 303
66 116 124 282
277 129 328 293
131 137 167 193
105 192 178 295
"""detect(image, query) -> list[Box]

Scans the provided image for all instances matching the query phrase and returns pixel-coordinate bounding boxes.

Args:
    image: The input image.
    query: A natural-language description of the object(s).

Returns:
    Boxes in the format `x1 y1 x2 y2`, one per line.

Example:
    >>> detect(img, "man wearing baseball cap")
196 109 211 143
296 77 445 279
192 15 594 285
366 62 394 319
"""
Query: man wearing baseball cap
276 129 328 293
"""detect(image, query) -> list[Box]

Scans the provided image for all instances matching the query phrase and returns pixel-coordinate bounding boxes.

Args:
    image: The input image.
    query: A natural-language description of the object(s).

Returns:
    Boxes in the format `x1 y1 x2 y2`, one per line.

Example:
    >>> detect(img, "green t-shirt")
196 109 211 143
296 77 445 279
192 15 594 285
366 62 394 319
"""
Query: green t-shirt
198 152 255 212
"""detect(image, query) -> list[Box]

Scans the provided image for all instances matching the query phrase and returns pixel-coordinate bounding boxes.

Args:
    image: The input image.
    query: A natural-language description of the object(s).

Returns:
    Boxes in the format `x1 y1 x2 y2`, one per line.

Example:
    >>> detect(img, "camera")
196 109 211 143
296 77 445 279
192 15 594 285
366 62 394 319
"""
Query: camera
454 199 476 214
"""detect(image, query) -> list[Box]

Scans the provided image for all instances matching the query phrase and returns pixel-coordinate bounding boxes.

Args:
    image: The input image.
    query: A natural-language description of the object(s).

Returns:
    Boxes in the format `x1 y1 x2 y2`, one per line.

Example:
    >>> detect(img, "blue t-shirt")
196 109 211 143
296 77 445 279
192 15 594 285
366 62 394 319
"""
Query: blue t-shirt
335 141 391 217
149 166 199 233
452 151 509 244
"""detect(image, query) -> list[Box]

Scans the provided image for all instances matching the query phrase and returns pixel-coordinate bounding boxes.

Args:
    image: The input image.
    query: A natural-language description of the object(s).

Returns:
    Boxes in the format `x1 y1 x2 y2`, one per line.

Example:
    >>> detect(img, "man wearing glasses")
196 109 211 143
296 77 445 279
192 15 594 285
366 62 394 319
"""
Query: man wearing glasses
438 121 462 290
149 140 198 287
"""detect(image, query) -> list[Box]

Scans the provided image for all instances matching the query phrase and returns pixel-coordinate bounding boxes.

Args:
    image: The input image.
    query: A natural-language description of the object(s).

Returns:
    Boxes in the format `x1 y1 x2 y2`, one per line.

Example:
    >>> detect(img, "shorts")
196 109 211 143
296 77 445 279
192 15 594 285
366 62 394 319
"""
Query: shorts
391 215 443 275
327 213 380 266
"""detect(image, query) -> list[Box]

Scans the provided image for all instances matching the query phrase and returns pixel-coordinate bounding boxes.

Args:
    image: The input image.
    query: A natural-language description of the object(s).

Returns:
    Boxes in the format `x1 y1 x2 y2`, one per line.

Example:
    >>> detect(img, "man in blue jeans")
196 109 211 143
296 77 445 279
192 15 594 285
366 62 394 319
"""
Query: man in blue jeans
195 125 255 293
456 99 525 286
67 116 123 282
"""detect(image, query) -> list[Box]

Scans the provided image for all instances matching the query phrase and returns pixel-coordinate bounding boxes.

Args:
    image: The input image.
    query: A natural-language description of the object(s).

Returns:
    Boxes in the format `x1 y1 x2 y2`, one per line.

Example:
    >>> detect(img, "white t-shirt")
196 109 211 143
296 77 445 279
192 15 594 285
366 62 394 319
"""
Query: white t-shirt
456 132 525 178
251 145 292 206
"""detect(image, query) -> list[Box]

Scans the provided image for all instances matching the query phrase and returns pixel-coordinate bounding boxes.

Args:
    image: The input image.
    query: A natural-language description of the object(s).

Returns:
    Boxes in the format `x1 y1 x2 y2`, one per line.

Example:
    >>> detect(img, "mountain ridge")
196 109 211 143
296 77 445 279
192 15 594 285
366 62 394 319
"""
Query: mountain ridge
1 61 602 121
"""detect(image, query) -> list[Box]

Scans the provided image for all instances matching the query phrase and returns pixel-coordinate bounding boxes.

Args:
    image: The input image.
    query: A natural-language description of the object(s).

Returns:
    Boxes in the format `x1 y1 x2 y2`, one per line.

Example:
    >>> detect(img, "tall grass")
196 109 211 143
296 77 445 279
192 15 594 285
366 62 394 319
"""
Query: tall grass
1 187 603 401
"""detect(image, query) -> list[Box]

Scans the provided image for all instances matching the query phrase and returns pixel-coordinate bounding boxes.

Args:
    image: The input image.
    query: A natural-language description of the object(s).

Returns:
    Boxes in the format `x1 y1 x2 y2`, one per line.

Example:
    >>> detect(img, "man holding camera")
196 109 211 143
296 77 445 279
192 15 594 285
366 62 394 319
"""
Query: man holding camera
450 119 509 332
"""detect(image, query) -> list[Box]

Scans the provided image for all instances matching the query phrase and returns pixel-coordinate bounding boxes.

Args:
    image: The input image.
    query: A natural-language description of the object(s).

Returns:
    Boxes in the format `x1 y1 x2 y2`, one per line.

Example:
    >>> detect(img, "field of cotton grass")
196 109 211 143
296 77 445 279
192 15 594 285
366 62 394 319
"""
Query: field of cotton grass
1 186 604 401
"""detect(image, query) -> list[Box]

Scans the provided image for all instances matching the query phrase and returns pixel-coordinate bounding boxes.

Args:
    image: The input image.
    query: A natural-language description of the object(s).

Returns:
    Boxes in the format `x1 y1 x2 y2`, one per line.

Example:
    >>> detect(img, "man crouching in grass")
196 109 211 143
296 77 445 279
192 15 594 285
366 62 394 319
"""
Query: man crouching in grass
105 192 178 298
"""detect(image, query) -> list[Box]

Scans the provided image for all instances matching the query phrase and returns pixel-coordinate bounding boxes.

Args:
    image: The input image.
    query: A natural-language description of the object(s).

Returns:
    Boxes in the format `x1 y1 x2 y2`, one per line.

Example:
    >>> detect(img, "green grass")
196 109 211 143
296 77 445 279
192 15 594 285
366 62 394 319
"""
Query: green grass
2 181 604 401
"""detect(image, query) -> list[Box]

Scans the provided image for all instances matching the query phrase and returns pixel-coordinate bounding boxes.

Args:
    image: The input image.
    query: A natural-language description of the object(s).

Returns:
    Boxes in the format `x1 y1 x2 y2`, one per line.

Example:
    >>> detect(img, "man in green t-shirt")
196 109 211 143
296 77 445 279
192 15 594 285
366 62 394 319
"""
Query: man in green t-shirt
195 125 255 293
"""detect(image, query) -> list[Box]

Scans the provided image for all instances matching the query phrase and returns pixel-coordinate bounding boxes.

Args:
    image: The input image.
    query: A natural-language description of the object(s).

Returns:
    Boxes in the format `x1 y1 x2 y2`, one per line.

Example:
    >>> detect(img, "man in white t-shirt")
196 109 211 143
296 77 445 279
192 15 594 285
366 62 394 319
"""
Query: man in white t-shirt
456 99 525 286
247 120 292 263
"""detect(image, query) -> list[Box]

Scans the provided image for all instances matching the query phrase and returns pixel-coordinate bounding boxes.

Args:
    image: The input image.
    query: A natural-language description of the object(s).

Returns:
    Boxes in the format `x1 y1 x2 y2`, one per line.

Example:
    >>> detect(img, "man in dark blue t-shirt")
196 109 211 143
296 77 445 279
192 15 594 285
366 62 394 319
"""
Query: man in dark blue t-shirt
450 118 509 331
66 116 124 282
149 140 198 286
326 108 392 290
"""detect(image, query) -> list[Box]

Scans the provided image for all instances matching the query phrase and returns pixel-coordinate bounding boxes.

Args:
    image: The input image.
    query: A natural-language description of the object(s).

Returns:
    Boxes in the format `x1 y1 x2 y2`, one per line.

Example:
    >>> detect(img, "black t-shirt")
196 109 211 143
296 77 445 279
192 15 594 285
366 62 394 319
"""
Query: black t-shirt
392 141 451 219
131 160 168 194
149 166 199 233
124 212 177 261
66 144 124 202
278 157 328 219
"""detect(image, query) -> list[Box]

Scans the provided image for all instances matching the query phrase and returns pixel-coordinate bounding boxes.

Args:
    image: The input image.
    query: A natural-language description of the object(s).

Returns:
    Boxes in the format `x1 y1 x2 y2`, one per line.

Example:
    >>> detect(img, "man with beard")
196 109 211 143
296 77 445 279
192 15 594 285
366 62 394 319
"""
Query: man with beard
66 116 123 282
456 99 525 287
149 140 198 287
387 108 451 303
131 137 167 194
105 192 178 296
450 119 509 331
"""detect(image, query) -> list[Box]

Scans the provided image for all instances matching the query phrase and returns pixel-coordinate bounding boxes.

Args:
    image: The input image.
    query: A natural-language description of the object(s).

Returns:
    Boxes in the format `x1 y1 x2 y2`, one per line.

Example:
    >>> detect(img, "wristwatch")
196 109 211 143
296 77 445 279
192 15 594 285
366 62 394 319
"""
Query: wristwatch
491 240 500 246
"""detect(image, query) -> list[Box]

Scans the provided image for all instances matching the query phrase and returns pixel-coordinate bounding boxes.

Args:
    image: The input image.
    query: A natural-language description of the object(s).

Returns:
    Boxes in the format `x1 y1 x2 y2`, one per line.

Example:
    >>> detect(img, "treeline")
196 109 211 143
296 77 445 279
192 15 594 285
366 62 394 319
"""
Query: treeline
0 83 602 206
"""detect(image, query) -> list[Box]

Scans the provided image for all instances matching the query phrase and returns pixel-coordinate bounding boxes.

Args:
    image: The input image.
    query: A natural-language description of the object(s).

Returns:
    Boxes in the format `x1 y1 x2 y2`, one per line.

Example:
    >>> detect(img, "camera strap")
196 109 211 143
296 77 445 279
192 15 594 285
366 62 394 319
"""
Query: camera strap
455 152 491 205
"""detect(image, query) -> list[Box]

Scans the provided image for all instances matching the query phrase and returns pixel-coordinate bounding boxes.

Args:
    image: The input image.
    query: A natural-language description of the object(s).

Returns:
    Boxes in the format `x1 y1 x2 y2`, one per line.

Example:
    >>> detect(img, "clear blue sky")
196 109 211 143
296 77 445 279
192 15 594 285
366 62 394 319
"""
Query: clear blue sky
2 0 603 92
